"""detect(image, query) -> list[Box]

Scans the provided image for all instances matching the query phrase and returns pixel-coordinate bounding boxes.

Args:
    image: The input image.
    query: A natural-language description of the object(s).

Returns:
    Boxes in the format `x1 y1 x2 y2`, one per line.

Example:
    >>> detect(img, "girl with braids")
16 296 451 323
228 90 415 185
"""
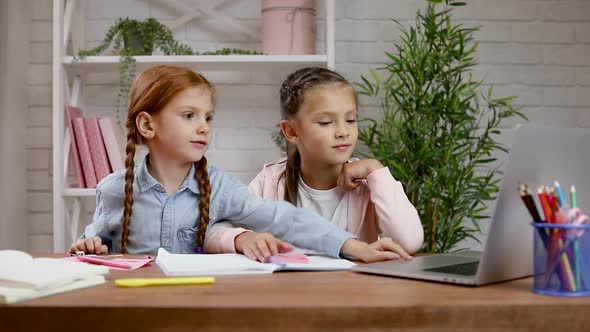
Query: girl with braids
208 67 423 256
69 65 409 263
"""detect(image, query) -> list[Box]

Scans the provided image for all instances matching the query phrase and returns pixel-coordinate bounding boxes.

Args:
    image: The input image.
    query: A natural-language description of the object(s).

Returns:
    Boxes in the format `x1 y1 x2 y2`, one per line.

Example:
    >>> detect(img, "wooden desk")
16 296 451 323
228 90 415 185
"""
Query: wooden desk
2 257 590 332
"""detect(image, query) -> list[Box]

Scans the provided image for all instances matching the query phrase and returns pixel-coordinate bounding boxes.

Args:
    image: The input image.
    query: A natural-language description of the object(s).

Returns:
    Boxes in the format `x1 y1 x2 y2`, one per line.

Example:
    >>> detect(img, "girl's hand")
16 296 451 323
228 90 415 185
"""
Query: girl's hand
337 159 384 191
340 238 412 263
69 236 109 255
235 232 293 262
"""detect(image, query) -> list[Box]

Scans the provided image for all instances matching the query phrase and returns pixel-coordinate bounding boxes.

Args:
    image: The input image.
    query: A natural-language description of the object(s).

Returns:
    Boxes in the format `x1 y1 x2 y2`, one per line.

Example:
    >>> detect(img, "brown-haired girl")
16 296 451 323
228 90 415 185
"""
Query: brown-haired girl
69 65 408 263
208 67 423 257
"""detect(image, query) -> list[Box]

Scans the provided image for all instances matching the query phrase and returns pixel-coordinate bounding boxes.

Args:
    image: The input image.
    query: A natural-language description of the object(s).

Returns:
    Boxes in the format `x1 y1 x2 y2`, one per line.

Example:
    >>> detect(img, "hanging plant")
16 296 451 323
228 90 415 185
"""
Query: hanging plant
75 17 260 126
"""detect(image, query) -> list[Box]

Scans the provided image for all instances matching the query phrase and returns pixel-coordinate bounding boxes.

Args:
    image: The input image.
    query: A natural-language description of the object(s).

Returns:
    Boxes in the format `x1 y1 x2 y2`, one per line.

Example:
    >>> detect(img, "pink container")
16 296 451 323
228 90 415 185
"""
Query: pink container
261 0 316 55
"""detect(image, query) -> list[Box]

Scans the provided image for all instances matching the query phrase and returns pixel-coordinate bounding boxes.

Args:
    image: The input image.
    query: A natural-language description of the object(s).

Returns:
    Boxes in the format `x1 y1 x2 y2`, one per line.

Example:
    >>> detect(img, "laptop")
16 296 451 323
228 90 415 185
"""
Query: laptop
352 126 590 286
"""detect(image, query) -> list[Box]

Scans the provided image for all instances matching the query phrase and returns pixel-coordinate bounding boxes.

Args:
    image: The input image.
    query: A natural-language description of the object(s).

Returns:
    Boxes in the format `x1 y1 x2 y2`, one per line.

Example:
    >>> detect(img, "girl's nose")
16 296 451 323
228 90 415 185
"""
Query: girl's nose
335 124 349 138
197 122 209 135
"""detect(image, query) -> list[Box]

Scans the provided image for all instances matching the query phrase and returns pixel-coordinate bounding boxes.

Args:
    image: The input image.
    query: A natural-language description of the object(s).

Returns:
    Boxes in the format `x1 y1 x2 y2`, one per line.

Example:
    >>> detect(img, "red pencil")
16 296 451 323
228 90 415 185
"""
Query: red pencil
538 187 552 223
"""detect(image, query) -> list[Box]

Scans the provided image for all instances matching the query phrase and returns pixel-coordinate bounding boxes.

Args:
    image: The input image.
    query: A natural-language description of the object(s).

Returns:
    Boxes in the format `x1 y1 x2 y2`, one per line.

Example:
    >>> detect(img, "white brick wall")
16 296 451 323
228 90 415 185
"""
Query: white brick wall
26 0 590 252
27 0 53 250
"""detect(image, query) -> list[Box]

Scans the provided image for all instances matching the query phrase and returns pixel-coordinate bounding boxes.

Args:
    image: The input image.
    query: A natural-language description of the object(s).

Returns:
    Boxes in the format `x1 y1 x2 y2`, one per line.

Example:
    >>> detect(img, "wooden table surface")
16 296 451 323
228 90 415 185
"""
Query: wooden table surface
2 255 590 331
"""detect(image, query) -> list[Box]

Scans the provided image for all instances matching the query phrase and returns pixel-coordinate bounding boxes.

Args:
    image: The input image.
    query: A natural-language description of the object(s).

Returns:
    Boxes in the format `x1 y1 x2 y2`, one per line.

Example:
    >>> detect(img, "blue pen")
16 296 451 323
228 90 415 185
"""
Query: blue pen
554 181 566 207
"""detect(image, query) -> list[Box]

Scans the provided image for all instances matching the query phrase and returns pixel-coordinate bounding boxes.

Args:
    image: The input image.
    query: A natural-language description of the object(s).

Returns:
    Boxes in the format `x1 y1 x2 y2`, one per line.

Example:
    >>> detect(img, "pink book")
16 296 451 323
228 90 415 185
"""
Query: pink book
98 117 126 172
72 117 97 188
65 106 85 188
83 117 112 183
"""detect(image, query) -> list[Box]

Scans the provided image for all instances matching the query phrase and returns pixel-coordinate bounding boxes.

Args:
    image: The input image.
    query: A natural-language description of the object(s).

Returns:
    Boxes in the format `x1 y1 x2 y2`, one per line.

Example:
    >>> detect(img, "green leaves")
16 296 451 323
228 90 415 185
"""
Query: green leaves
357 1 525 253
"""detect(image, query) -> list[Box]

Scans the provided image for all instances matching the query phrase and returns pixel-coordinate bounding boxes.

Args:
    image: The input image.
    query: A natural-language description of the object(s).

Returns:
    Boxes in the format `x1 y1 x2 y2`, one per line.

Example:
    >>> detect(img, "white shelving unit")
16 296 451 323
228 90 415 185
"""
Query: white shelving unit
61 55 331 72
52 0 336 252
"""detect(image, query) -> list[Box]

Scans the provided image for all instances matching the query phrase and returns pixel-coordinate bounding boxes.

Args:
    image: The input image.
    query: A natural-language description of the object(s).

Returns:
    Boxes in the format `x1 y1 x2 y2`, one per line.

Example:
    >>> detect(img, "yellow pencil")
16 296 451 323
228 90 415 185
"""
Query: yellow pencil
115 277 215 288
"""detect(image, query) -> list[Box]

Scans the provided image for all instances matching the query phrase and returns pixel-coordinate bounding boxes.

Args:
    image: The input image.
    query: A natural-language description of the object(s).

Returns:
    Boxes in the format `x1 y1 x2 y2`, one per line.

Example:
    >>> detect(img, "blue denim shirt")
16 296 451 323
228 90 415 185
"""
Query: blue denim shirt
82 155 354 257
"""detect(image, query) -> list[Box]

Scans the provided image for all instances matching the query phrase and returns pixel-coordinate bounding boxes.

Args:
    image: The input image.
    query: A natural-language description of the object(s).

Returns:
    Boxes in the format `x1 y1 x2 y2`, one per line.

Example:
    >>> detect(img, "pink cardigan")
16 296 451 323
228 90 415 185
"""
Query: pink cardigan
205 161 424 254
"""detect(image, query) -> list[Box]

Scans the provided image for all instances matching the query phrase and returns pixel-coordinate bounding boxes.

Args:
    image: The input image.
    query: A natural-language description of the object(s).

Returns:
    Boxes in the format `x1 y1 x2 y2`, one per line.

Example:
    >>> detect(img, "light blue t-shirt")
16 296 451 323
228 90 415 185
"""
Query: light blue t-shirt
82 155 353 257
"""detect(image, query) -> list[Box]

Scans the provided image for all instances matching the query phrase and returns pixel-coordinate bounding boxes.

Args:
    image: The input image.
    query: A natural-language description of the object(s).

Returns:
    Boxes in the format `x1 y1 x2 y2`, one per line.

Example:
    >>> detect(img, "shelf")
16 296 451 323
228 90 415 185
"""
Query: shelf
64 188 96 197
53 0 335 253
61 55 329 73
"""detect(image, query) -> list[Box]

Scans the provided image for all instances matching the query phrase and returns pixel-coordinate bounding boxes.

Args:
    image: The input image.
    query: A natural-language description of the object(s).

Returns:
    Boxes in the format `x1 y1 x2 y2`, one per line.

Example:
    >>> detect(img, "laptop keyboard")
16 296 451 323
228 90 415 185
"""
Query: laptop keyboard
424 261 479 276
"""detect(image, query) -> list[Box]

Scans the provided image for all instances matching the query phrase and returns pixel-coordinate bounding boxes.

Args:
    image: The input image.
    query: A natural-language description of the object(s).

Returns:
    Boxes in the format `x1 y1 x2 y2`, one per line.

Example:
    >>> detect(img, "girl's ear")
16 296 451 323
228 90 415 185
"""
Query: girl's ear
136 111 155 140
280 119 299 144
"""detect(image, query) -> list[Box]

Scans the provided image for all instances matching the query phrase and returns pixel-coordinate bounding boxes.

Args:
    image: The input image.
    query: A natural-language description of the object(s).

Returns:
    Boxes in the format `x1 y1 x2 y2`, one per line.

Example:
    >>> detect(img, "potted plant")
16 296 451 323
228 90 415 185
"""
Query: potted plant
76 17 259 125
356 0 526 253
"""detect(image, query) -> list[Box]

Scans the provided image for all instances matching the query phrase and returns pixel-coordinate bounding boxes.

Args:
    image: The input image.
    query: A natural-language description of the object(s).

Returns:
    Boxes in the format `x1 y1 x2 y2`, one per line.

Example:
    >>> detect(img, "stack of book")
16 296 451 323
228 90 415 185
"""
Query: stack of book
65 105 126 188
0 250 109 304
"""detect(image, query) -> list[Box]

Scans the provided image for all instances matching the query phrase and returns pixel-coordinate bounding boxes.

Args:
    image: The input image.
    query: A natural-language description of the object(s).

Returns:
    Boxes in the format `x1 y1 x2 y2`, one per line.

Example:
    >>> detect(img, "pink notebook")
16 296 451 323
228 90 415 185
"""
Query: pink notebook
98 117 126 172
83 117 112 183
72 117 97 188
65 106 85 188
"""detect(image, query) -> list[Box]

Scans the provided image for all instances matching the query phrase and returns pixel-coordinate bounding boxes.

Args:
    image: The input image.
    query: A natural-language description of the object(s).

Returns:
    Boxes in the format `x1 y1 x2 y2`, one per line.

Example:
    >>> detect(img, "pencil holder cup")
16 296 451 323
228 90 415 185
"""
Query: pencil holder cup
531 221 590 296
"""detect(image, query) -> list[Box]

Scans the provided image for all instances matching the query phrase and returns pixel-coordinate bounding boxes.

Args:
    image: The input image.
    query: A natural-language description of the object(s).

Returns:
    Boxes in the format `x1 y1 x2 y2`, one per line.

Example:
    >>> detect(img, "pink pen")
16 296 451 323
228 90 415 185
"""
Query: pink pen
267 252 309 265
76 255 132 269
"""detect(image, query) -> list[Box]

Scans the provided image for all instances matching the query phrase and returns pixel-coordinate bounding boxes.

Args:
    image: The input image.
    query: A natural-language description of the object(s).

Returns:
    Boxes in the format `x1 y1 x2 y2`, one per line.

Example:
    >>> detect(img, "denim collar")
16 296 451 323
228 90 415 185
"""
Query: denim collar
136 154 200 195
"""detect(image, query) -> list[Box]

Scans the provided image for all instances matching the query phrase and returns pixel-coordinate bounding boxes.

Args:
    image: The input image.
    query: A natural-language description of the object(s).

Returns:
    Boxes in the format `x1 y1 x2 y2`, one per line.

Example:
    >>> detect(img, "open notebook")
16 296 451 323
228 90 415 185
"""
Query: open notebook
0 250 108 304
156 248 356 276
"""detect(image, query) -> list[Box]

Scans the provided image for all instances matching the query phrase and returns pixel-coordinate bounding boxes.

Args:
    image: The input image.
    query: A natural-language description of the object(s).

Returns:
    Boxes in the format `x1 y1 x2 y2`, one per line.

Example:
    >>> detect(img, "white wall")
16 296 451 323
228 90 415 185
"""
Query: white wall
25 0 590 251
0 0 31 250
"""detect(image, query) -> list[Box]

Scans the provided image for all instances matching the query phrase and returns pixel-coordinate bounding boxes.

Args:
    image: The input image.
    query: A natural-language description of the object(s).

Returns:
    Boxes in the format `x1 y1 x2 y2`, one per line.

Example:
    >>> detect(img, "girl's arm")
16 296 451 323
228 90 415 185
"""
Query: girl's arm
366 167 424 254
204 168 267 254
209 169 412 262
215 174 353 258
206 223 293 261
204 222 250 254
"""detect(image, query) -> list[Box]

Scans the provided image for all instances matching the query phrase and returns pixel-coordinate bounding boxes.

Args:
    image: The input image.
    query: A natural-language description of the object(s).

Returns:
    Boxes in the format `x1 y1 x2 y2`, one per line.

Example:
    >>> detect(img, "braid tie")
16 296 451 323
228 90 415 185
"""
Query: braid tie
280 83 299 100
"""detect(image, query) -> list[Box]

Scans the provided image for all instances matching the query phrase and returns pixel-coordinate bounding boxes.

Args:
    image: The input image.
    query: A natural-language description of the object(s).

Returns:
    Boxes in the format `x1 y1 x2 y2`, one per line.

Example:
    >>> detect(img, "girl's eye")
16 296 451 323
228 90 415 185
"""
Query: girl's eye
318 121 332 126
347 119 357 124
183 113 194 119
206 115 214 122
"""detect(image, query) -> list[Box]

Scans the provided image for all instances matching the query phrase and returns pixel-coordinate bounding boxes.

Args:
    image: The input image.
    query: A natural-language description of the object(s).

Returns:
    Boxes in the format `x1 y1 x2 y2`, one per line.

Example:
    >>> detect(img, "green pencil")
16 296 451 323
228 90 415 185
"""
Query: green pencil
571 185 577 209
